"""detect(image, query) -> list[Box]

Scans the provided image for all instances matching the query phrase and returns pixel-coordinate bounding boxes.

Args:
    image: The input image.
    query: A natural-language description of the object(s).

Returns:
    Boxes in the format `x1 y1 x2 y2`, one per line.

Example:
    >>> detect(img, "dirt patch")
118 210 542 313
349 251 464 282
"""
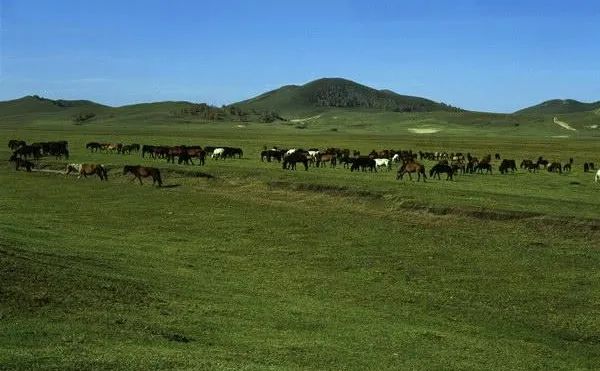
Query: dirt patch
553 117 577 131
408 128 441 134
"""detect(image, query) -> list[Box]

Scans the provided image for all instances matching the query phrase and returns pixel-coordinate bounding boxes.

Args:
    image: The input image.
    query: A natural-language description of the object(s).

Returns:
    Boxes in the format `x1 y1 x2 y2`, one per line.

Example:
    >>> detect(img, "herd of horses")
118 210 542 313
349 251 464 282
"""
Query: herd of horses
260 146 598 183
7 139 600 186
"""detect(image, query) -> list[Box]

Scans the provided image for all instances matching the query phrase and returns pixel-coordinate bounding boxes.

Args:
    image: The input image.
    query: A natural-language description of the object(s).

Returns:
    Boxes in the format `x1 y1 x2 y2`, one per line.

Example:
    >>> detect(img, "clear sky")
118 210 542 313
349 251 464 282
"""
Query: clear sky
1 0 599 112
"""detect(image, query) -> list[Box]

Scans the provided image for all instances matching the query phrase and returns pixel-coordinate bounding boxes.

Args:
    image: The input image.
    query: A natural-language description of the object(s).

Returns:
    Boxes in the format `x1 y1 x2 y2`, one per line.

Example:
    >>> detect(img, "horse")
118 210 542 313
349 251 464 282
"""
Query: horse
86 142 101 152
8 140 26 150
495 153 501 160
317 153 337 168
596 169 600 183
374 158 391 171
350 157 376 172
123 165 162 186
223 147 243 159
13 145 42 160
563 163 572 172
66 163 108 180
141 145 155 158
547 162 562 174
429 163 454 180
9 154 34 172
212 148 225 159
536 157 549 169
282 151 309 171
261 149 284 163
499 159 517 174
397 161 426 182
476 162 493 174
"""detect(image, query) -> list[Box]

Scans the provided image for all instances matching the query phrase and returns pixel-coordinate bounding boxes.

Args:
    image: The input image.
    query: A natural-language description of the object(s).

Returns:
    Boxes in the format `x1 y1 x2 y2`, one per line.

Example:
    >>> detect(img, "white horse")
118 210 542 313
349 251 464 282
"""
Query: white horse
308 150 320 164
211 147 225 159
595 169 600 183
285 148 297 156
65 163 82 176
374 158 391 171
392 154 401 163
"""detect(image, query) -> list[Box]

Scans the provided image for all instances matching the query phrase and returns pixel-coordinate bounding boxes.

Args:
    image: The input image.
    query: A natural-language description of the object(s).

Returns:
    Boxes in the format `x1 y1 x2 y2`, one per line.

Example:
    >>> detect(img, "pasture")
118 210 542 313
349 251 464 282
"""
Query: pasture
1 114 599 369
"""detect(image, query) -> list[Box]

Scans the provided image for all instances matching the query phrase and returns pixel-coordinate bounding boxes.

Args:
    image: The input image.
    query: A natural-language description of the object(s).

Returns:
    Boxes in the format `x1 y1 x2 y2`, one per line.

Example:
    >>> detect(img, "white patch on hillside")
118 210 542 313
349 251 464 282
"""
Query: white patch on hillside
551 135 569 138
585 124 598 129
553 117 577 131
408 128 441 134
289 114 322 123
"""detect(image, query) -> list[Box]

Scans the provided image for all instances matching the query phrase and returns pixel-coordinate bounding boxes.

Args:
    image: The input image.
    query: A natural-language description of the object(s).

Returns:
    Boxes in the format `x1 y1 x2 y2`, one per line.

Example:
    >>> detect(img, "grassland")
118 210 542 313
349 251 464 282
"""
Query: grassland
1 107 599 370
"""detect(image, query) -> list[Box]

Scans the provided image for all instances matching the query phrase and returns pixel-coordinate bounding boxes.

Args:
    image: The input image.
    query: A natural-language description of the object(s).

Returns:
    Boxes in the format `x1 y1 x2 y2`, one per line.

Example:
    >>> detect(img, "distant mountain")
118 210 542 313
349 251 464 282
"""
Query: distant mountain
230 78 459 114
0 95 107 117
516 99 600 114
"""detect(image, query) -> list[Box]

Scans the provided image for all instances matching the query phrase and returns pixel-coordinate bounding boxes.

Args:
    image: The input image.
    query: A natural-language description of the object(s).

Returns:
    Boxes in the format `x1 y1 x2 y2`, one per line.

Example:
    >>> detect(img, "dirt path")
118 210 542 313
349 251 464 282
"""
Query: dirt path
290 114 321 123
553 117 577 131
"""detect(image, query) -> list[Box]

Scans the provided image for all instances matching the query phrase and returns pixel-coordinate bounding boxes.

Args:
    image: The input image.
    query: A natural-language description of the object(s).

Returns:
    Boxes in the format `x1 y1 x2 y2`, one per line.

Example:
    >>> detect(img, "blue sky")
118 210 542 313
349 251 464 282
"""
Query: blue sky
1 0 599 112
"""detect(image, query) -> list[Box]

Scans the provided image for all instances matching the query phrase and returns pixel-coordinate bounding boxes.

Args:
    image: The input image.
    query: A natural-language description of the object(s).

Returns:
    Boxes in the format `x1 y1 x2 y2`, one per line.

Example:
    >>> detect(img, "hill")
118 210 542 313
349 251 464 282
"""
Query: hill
0 95 107 117
516 99 600 114
230 78 459 114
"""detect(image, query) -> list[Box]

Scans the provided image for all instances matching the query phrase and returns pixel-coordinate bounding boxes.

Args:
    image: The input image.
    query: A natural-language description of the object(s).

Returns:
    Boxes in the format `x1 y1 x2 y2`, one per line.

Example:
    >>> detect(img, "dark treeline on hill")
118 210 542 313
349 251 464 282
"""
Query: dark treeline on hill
172 103 284 123
305 78 460 112
231 78 462 113
516 99 600 114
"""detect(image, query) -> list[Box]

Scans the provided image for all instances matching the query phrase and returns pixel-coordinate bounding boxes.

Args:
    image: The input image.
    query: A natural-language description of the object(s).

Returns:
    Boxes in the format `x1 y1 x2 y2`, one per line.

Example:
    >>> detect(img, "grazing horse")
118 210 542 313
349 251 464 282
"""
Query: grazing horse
123 165 162 186
66 163 108 180
282 151 309 170
212 148 225 159
429 163 454 180
9 154 34 172
397 161 426 182
374 158 391 171
563 163 572 172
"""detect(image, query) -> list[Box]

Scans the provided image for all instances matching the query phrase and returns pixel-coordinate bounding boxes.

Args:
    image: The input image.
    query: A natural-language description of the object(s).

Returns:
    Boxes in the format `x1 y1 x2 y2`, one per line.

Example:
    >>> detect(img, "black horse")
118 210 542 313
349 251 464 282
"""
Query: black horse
429 163 454 180
9 154 34 172
282 152 309 171
499 159 517 174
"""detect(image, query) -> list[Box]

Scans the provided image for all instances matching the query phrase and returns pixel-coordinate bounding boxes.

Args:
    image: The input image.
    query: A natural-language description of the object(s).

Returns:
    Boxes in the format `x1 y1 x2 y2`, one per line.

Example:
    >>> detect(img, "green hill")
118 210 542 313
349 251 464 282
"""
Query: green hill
0 95 107 117
516 99 600 114
230 78 459 114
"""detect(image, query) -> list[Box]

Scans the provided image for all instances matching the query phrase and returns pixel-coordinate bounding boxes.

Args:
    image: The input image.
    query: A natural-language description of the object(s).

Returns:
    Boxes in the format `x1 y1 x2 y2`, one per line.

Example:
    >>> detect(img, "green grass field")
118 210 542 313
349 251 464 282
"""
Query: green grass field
1 109 599 369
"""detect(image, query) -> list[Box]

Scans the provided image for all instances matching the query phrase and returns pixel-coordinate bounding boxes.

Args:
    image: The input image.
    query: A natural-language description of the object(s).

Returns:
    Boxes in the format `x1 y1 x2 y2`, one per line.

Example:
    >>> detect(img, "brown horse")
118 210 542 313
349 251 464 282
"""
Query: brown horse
123 165 162 186
397 161 427 182
66 163 108 180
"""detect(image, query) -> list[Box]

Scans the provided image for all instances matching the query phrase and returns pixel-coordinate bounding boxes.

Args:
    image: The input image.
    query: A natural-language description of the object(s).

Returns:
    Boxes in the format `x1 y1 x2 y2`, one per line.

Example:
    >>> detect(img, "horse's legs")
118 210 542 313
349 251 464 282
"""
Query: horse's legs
138 176 143 185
